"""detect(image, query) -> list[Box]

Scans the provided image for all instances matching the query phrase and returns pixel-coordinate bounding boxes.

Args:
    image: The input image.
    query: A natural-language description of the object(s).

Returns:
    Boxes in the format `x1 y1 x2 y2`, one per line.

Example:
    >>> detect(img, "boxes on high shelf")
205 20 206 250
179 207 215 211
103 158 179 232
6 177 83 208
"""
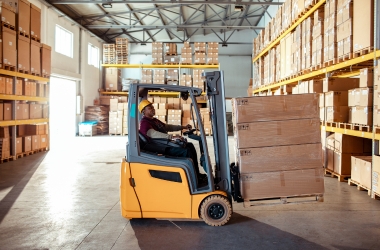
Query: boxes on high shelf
0 2 16 27
30 40 41 75
29 103 43 119
2 27 17 68
324 91 348 107
194 42 206 53
153 69 166 84
3 103 11 120
18 0 30 35
30 3 41 40
41 44 51 76
325 106 349 122
349 106 373 125
351 156 372 189
165 43 177 55
323 77 359 92
5 77 12 95
359 68 373 88
18 35 30 72
105 68 121 91
353 0 374 53
194 53 206 64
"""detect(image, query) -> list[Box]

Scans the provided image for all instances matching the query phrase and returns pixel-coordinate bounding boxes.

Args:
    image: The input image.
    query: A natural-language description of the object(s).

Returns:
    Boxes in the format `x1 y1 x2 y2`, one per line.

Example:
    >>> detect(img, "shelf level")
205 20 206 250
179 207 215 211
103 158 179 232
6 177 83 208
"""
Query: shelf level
322 126 373 140
0 118 49 126
0 69 50 82
100 92 128 96
100 91 207 97
253 50 380 93
0 94 48 102
253 0 326 63
101 64 220 69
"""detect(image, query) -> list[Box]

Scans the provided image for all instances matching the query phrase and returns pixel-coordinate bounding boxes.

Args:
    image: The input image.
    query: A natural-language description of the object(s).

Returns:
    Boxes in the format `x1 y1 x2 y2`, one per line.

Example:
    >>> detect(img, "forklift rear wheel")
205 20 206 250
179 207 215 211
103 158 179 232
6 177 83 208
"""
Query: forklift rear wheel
200 195 232 226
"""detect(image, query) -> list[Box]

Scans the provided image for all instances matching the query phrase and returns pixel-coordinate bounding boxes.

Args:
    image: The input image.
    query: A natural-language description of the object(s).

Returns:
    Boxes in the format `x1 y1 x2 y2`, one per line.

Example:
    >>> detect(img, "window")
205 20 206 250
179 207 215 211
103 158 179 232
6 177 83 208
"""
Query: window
88 43 99 68
55 25 73 58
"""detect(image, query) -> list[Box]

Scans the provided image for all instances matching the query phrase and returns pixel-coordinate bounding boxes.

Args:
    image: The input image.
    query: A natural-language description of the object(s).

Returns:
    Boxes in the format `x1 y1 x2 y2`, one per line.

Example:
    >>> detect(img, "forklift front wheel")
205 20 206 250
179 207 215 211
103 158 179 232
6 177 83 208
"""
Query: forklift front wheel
200 195 232 226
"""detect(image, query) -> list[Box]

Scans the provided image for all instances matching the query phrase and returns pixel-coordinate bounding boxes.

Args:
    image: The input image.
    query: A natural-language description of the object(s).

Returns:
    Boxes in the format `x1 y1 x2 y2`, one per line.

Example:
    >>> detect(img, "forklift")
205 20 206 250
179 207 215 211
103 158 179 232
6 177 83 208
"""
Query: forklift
120 71 243 226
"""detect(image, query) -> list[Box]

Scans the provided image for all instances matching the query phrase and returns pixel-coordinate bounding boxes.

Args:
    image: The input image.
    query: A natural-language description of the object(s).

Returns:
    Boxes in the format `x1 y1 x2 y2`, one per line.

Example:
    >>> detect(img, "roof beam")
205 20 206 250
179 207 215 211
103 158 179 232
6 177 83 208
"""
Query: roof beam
85 24 265 30
203 5 206 36
52 0 284 5
154 4 173 40
125 4 155 42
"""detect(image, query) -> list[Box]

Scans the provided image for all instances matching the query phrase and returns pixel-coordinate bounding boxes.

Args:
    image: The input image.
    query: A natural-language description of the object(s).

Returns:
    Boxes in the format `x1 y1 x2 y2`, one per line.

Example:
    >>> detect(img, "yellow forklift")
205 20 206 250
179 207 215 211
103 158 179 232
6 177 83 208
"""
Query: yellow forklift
120 71 243 226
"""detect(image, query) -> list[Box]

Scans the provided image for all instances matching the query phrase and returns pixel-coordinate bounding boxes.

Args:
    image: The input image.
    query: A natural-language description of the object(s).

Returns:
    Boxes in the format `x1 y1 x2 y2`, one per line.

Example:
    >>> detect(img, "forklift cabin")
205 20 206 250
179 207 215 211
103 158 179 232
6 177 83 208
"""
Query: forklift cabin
120 71 239 226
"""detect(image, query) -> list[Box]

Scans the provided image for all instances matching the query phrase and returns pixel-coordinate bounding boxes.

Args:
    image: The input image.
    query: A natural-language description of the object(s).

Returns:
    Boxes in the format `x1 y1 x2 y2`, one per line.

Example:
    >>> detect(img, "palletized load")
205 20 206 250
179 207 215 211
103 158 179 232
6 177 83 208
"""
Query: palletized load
232 94 324 202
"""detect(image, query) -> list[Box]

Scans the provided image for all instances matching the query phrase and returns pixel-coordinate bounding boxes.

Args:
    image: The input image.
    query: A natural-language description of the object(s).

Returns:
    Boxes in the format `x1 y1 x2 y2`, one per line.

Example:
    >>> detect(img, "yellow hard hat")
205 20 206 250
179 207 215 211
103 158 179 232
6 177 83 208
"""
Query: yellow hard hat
138 100 152 113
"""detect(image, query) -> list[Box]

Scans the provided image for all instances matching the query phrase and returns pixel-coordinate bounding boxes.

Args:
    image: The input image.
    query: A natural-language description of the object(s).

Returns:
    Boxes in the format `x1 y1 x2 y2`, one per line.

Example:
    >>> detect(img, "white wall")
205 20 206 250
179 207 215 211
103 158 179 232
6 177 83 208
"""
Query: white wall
30 0 103 132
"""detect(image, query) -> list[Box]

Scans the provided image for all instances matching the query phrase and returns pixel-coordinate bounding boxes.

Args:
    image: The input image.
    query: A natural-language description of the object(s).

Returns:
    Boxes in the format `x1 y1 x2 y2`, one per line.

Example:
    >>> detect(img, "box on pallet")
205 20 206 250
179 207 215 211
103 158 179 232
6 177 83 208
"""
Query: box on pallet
351 156 372 189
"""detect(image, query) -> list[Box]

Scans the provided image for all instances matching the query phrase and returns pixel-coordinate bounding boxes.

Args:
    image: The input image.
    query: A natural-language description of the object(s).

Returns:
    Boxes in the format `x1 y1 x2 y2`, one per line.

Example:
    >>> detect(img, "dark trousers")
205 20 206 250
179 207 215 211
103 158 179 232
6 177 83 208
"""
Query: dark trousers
165 142 200 176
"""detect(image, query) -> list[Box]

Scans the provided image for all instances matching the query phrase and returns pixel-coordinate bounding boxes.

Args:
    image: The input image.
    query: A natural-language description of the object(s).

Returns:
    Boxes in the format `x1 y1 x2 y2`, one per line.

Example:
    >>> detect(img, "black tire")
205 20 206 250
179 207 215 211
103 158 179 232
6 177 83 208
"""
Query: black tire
199 195 232 226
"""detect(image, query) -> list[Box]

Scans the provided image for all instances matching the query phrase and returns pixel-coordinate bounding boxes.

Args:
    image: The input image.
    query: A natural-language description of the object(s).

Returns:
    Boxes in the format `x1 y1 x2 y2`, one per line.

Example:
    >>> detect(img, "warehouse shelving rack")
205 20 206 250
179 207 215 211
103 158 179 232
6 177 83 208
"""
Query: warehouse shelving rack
251 0 380 198
0 68 50 161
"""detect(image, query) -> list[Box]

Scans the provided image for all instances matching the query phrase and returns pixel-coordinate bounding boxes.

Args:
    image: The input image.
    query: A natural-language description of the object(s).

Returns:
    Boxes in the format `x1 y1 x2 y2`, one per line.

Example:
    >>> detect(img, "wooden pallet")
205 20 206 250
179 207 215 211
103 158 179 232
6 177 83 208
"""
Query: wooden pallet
0 156 16 164
371 191 380 200
2 22 15 31
348 179 371 196
206 63 219 65
165 63 180 65
323 59 336 67
17 69 30 74
42 74 50 78
353 47 374 58
31 35 41 42
152 63 164 65
325 168 350 182
338 53 353 63
243 193 324 207
18 30 30 38
180 63 192 65
109 133 123 136
3 65 16 71
31 72 41 77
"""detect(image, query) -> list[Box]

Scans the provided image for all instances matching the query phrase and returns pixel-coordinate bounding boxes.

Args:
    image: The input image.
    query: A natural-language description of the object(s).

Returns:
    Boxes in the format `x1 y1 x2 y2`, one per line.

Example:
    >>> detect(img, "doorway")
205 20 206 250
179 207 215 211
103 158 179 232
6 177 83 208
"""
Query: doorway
49 77 77 149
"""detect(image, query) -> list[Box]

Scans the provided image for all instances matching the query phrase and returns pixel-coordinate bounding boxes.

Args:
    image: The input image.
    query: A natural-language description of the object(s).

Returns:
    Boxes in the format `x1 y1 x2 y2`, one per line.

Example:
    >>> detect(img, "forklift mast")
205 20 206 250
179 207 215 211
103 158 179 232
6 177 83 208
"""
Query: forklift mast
203 71 232 196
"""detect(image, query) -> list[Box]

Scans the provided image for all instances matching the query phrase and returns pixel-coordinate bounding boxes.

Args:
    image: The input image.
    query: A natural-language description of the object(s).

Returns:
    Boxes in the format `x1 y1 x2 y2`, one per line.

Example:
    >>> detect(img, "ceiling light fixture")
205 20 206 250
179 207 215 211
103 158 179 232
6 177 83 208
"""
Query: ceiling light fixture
141 42 147 46
102 3 112 8
222 43 228 47
234 5 244 11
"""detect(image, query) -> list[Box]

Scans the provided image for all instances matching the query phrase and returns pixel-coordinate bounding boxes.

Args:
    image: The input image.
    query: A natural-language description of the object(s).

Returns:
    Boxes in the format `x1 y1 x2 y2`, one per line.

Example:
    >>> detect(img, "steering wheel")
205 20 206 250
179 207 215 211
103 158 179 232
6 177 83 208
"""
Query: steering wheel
183 129 197 136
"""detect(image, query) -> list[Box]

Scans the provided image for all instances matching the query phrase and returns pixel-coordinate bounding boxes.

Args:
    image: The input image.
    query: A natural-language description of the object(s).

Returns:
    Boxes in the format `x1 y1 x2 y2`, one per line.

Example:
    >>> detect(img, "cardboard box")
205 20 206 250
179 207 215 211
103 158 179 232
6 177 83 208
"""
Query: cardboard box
0 2 16 27
234 118 321 149
15 79 23 95
324 91 348 107
325 106 349 122
23 104 30 119
359 68 373 87
17 35 30 72
18 0 30 35
5 77 13 95
105 68 120 91
232 94 319 124
31 135 40 150
350 106 372 126
348 88 359 107
0 126 9 138
29 104 42 119
353 0 373 52
40 134 48 148
30 3 41 39
359 87 373 106
23 136 32 152
239 168 324 200
3 27 17 67
238 143 322 174
334 132 370 154
15 137 22 154
30 40 41 75
15 102 23 120
41 44 51 76
0 103 3 120
309 80 323 93
3 103 11 120
323 78 359 92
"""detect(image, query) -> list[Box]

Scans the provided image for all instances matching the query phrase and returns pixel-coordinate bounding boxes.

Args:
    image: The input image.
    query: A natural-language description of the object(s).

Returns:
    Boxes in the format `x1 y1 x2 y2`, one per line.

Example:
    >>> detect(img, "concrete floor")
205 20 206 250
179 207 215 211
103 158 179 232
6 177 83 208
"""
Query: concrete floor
0 136 380 250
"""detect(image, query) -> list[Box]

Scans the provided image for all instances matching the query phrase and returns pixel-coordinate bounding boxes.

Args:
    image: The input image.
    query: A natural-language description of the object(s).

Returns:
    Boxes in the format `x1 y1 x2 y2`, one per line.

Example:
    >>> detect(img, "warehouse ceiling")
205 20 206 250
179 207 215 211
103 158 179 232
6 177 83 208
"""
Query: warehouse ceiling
47 0 284 44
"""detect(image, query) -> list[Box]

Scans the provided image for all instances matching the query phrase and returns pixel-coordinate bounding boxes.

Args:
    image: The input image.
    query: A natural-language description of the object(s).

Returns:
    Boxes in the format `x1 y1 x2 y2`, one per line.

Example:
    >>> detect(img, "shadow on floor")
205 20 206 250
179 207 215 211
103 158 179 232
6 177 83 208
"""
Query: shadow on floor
0 152 47 223
130 213 328 250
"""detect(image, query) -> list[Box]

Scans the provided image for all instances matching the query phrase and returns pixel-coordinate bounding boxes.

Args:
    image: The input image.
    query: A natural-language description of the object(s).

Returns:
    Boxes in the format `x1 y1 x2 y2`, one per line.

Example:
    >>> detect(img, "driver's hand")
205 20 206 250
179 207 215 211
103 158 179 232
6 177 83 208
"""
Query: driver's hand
182 124 192 130
173 135 185 141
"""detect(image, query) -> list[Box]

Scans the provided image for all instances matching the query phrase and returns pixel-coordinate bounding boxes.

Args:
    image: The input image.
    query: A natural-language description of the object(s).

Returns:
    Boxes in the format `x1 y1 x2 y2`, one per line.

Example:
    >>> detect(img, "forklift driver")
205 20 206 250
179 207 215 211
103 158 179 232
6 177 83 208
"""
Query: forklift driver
138 100 207 184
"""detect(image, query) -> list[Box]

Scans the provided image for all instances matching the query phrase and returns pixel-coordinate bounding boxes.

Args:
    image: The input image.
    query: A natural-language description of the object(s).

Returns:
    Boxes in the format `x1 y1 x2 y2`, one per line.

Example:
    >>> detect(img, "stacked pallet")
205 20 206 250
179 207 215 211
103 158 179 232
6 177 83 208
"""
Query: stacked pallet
194 42 206 64
115 38 128 64
153 69 165 84
109 99 126 135
166 69 179 85
103 44 116 64
373 64 380 124
180 42 192 64
0 127 10 158
232 94 324 202
141 69 153 84
192 70 205 92
311 8 324 67
206 42 219 65
152 42 164 64
84 106 109 134
164 43 179 64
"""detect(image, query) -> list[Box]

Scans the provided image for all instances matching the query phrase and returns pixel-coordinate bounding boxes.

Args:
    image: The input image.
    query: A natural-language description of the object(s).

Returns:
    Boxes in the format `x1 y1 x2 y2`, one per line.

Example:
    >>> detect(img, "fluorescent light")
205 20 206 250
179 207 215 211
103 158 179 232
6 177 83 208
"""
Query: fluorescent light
102 3 112 8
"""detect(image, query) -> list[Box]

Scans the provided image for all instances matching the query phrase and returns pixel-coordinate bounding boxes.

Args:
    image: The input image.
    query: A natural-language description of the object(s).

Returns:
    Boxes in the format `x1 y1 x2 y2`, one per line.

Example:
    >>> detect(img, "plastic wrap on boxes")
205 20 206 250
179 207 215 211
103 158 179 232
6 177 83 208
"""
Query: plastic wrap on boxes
121 78 139 91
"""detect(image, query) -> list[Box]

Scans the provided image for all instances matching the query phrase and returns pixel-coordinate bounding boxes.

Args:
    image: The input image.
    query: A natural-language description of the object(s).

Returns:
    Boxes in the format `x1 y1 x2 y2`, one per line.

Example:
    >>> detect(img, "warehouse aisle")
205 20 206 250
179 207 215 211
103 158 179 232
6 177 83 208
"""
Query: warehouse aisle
0 136 380 249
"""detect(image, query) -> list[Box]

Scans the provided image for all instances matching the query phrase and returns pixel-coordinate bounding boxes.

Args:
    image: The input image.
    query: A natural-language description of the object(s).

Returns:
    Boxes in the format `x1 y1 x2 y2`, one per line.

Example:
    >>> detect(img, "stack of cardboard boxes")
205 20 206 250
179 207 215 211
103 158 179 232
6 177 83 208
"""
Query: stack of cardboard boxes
0 127 10 158
167 109 182 135
348 68 373 125
180 74 192 87
336 0 353 58
153 69 165 84
1 2 17 70
351 156 372 189
200 108 212 135
141 69 153 84
181 42 192 64
109 99 124 135
115 38 128 64
164 43 179 64
192 70 204 92
312 8 324 67
194 42 206 64
16 124 49 153
166 97 180 109
326 133 371 176
232 94 324 201
166 69 179 85
373 64 380 125
181 104 192 128
323 0 337 63
301 17 313 70
152 42 163 64
206 42 219 65
291 25 302 75
353 0 374 53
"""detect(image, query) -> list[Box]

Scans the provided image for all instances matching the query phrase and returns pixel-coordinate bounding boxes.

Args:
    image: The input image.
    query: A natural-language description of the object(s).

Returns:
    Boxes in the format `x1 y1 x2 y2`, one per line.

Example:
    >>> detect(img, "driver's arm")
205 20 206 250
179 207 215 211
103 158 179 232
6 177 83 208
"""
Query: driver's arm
164 124 184 132
147 129 173 139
